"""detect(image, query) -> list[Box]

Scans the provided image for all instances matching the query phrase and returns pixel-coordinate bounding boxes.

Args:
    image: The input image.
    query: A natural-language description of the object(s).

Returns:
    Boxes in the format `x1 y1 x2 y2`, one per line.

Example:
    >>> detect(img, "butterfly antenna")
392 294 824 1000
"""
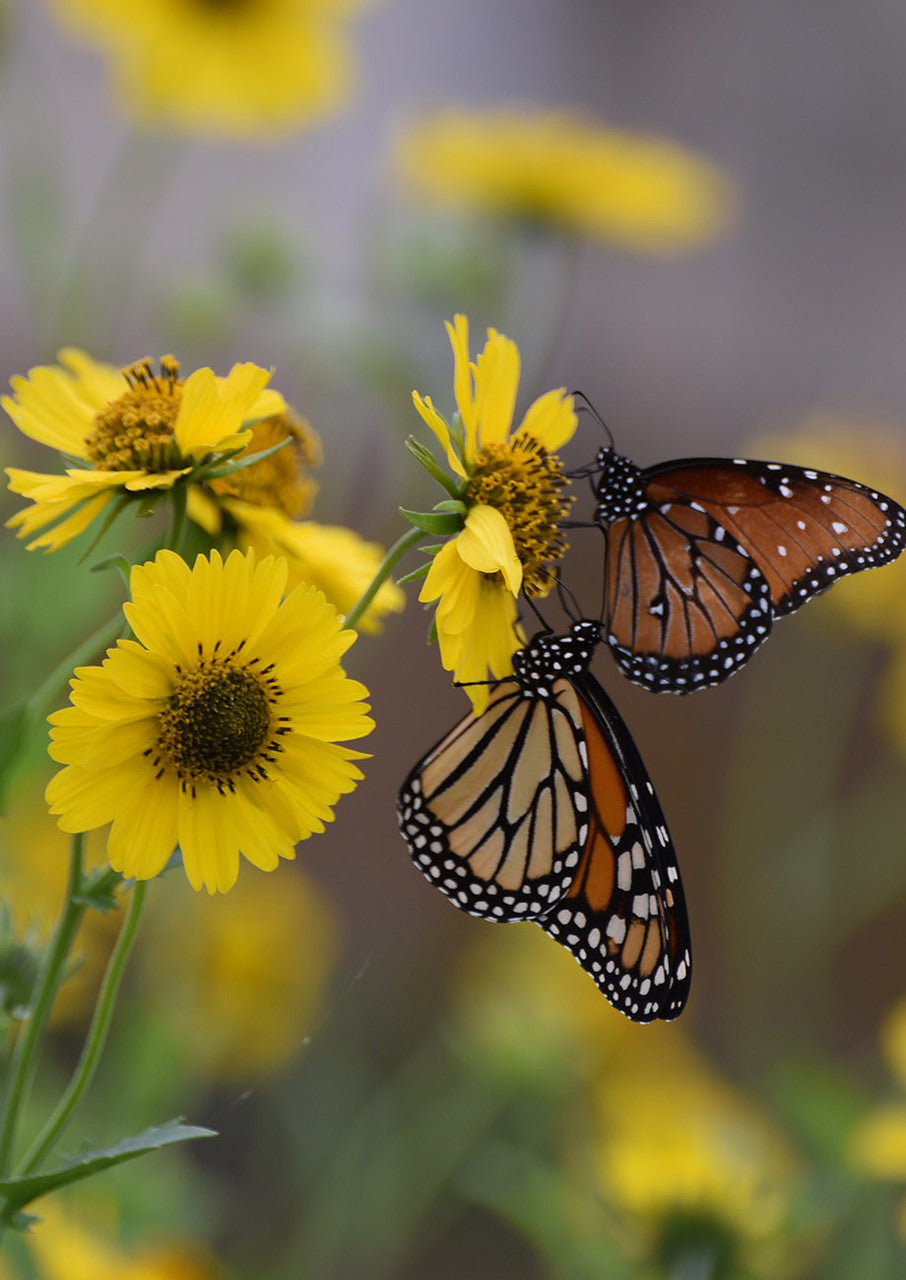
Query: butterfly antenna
573 391 614 449
523 593 554 634
555 572 583 623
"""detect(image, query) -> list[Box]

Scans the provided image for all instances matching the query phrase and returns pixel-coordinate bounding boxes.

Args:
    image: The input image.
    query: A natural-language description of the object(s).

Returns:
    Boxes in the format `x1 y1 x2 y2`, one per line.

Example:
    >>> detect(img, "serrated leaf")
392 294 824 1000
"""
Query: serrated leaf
72 867 124 913
398 507 463 536
0 1120 216 1211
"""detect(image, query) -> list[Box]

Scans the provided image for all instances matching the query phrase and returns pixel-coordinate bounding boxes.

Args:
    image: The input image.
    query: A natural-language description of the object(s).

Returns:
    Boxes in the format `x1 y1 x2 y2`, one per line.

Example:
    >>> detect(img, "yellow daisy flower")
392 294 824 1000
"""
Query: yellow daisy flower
397 108 735 252
4 350 283 552
849 998 906 1236
187 410 405 633
594 1036 800 1279
46 0 370 139
138 868 339 1082
45 548 374 894
412 314 576 712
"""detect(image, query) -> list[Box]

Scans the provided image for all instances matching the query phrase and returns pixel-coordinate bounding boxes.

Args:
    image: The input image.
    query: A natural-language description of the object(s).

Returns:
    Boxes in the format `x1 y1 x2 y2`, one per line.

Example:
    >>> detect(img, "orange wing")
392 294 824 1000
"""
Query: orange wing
649 458 906 616
537 671 691 1021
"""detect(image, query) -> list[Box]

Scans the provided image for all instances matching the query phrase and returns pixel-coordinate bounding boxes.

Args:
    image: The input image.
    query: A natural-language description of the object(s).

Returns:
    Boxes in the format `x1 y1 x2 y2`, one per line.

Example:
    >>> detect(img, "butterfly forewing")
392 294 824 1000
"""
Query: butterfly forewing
604 498 772 692
648 458 906 617
398 678 590 922
539 672 691 1021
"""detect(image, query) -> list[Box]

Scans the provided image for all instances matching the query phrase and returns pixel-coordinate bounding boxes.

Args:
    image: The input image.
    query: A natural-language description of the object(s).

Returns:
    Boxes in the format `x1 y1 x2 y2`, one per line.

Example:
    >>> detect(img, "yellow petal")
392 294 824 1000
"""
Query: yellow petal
515 386 578 452
472 328 520 447
411 390 467 479
446 313 478 451
457 504 522 595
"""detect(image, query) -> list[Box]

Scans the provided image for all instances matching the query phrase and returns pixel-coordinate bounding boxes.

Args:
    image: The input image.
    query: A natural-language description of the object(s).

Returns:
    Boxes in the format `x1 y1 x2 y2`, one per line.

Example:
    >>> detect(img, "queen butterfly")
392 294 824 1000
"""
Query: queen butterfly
397 622 691 1022
590 447 906 693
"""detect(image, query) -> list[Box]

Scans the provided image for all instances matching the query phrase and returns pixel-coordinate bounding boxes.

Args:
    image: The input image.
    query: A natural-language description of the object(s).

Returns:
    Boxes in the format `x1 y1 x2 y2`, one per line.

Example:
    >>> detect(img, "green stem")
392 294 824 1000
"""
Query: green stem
0 835 86 1176
19 882 147 1175
342 526 424 632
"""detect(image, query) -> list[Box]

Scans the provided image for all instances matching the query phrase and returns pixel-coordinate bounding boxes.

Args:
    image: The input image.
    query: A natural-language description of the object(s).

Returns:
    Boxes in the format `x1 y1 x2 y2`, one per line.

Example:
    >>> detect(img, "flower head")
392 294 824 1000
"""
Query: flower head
397 108 735 251
4 350 282 552
47 0 370 139
46 548 374 894
412 314 576 711
187 410 405 633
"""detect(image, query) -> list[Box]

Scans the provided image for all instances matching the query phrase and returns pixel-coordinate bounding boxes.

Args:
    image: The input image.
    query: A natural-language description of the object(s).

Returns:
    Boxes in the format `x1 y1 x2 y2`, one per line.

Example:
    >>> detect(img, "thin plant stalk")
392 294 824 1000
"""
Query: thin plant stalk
0 835 86 1176
19 881 147 1175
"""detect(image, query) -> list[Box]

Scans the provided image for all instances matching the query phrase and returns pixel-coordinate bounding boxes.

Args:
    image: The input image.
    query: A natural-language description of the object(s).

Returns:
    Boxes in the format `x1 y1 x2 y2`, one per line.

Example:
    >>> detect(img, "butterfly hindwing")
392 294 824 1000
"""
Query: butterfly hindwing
538 670 691 1021
603 497 773 692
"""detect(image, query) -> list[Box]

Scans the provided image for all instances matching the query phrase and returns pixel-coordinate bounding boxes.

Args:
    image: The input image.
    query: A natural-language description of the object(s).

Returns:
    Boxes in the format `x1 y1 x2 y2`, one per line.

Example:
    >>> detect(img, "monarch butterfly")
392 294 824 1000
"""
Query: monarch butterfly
590 446 906 693
397 621 691 1022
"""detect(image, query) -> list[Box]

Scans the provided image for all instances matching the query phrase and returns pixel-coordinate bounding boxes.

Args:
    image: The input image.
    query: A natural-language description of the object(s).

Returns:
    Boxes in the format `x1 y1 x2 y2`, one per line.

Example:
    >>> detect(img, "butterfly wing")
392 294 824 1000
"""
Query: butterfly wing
646 457 906 617
538 670 691 1021
602 496 773 692
397 678 592 922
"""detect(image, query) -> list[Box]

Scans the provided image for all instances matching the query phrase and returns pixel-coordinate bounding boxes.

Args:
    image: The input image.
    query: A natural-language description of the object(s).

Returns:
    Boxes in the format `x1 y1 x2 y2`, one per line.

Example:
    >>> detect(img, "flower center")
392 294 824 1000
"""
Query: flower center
153 659 283 792
465 435 573 597
211 411 322 518
84 357 185 473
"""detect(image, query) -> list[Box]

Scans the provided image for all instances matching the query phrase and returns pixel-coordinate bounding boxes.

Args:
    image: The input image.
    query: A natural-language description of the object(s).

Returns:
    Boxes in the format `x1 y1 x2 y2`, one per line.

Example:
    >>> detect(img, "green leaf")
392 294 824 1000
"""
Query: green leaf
398 507 463 536
88 554 133 587
201 436 289 481
73 867 124 914
396 564 432 585
0 1120 216 1212
433 499 467 515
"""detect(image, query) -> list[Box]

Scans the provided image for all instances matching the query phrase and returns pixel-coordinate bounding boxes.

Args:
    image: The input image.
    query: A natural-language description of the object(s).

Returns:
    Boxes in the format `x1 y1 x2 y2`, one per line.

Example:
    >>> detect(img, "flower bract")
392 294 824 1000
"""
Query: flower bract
46 548 374 894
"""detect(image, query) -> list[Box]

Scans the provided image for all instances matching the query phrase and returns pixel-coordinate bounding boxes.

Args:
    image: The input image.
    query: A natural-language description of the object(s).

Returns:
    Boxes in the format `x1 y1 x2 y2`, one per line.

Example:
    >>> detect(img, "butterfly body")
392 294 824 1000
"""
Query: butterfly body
398 622 691 1022
592 446 906 693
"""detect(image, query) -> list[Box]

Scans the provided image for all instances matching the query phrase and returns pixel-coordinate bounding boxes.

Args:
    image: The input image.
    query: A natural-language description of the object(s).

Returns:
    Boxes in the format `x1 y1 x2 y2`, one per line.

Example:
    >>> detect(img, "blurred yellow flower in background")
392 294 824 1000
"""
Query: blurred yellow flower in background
0 791 115 1029
849 997 906 1235
139 868 339 1082
45 0 371 139
46 549 374 893
594 1033 802 1279
413 314 576 712
4 351 282 552
188 411 405 633
750 415 906 755
9 1198 220 1280
396 108 735 251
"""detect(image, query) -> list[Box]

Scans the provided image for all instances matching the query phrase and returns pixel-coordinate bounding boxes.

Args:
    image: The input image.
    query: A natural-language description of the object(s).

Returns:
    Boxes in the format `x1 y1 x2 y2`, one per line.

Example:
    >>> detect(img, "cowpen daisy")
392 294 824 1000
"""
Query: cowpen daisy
45 548 374 894
46 0 370 139
396 108 735 253
188 409 405 633
410 314 577 713
4 350 284 552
